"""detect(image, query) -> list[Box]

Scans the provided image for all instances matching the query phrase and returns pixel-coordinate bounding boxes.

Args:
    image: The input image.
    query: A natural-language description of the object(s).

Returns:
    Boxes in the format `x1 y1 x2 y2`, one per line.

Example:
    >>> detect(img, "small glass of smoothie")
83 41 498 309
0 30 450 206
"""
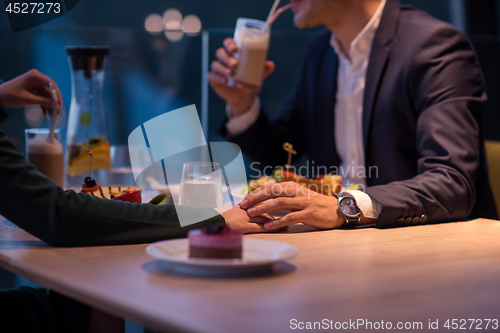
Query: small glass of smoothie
25 128 64 187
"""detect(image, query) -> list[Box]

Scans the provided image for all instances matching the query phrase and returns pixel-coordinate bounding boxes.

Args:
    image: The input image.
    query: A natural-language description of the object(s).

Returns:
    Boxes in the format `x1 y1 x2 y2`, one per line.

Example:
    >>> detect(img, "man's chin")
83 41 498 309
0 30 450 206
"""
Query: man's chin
293 16 307 29
293 16 314 29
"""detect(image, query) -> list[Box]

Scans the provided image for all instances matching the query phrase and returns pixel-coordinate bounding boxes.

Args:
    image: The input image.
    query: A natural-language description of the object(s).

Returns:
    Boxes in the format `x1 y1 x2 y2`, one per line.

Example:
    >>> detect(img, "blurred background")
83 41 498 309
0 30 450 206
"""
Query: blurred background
1 0 499 155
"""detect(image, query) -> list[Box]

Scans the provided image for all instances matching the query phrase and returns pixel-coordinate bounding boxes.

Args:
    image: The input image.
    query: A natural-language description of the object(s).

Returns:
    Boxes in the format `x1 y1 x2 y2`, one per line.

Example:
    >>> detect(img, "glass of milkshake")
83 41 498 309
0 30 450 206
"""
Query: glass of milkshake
228 18 271 92
25 128 64 187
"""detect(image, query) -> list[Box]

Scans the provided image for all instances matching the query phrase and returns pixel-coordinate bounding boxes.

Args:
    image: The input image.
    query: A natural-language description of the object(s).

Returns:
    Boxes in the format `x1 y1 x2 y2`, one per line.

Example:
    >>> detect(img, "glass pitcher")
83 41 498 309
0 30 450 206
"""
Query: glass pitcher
65 46 111 188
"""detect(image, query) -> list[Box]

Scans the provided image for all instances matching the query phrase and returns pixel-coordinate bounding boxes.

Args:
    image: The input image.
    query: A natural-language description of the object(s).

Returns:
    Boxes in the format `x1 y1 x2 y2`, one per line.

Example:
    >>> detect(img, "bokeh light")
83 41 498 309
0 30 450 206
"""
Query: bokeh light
163 8 182 25
163 8 183 42
165 31 184 42
164 18 182 31
24 105 44 128
144 13 164 34
145 8 200 42
182 15 201 35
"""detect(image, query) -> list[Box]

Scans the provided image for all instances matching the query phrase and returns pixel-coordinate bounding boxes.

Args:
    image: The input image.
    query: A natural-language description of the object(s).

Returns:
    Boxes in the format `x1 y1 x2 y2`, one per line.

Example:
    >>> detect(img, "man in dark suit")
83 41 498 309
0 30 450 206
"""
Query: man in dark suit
209 0 497 229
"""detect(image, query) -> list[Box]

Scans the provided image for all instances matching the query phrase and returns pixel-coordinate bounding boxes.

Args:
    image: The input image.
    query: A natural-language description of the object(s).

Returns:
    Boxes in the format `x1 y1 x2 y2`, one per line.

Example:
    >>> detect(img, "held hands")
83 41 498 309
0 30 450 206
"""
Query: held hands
239 182 346 231
219 205 289 234
0 69 62 116
208 37 275 116
220 205 274 233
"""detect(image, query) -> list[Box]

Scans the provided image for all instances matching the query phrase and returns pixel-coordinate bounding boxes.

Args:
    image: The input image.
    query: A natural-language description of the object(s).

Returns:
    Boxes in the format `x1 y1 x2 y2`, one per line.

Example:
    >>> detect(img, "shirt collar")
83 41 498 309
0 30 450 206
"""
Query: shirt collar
330 0 387 62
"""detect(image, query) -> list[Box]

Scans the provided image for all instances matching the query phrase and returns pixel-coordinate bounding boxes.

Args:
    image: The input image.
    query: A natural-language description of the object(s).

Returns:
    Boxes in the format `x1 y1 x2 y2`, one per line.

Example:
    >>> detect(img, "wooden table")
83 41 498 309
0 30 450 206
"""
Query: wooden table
1 216 500 332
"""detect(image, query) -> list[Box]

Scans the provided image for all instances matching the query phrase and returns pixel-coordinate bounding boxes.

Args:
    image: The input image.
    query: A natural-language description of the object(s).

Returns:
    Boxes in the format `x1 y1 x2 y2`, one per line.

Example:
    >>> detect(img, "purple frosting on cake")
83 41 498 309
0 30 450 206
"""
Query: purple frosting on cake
188 223 242 249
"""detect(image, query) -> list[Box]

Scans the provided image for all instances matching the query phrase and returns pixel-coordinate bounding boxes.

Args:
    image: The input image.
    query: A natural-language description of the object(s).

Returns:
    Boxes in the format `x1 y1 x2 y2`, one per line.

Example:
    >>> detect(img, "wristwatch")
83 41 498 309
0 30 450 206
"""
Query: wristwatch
336 192 361 228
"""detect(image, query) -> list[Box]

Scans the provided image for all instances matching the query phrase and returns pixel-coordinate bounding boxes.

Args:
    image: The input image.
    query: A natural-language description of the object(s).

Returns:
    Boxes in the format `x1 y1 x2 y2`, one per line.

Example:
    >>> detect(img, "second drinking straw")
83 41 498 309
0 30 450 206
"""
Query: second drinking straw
261 0 296 37
47 82 59 144
261 0 281 36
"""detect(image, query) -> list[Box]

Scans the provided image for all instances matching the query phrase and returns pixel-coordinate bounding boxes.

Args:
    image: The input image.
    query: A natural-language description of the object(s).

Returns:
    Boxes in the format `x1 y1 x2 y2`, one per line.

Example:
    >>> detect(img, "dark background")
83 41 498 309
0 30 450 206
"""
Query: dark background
0 0 498 154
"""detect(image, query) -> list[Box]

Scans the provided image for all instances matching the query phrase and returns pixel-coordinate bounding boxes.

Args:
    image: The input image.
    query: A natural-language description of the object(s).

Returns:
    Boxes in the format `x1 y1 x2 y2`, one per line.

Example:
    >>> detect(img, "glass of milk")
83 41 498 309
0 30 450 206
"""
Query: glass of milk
25 128 64 187
179 162 223 208
227 18 271 92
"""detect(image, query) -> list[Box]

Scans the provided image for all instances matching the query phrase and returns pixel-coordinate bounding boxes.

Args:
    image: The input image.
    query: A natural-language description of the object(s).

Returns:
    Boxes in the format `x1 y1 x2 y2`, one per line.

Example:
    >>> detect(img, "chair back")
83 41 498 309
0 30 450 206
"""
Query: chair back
484 140 500 214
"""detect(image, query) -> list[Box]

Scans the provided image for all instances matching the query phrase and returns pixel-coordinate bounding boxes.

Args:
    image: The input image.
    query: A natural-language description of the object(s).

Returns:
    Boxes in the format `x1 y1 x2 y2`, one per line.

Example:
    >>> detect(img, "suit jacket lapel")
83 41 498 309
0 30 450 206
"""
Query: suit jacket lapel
363 0 401 150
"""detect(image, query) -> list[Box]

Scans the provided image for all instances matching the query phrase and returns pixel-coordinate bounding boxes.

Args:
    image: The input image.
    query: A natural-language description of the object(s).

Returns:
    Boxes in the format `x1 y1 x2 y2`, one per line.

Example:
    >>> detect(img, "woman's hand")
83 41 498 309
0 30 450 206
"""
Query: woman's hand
0 69 62 116
219 205 274 233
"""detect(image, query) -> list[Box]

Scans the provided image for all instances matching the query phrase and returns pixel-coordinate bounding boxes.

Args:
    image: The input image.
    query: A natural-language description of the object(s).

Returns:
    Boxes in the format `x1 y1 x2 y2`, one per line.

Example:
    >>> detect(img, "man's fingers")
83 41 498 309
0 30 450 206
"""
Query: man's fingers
244 222 269 234
263 212 306 231
240 182 301 209
215 47 237 69
247 197 302 217
223 37 237 53
211 60 233 77
263 61 276 79
248 214 274 224
245 221 286 234
208 71 227 86
260 212 276 221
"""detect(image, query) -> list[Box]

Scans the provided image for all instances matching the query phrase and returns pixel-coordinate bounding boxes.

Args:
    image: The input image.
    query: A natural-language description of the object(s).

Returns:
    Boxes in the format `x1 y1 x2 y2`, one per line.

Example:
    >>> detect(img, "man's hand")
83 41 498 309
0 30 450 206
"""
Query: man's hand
0 69 62 115
220 205 275 234
208 37 275 116
239 182 345 231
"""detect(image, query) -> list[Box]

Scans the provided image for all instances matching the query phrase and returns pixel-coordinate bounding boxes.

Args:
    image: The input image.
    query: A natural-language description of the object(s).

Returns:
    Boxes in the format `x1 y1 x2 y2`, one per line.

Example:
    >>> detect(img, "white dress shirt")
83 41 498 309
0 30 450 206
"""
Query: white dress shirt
225 0 386 220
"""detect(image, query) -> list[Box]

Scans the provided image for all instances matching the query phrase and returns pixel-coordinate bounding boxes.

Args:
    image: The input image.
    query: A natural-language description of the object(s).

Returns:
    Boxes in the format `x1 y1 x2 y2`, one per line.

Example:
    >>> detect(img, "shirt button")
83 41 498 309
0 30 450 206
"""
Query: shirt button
405 217 412 225
420 214 428 224
397 218 405 226
412 217 420 225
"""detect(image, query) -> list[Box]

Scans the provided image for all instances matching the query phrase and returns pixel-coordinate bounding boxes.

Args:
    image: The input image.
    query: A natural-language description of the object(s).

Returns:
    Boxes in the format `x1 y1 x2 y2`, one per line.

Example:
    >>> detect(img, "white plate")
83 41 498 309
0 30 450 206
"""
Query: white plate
146 238 298 273
229 190 246 200
229 184 247 199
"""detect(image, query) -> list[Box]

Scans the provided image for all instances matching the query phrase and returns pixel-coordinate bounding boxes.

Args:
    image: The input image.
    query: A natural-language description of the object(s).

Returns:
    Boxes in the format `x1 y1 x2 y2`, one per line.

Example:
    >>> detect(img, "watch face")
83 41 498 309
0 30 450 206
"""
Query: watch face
340 197 360 216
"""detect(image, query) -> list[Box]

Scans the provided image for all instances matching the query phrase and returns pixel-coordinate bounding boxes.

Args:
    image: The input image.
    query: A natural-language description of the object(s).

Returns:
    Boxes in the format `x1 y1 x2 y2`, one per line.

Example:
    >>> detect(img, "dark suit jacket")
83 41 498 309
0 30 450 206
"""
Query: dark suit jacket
220 0 497 227
0 109 223 246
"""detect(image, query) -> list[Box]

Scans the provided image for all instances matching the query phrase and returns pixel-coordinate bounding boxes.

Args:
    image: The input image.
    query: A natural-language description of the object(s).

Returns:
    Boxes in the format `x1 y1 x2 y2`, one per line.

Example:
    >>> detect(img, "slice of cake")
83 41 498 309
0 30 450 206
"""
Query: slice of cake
188 222 243 259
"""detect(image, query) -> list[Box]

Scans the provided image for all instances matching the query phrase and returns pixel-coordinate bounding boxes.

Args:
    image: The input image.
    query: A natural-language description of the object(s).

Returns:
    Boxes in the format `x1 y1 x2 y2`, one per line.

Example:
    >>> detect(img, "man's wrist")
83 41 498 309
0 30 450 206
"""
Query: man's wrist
229 94 256 116
334 202 347 228
334 192 378 228
345 190 381 220
225 97 261 135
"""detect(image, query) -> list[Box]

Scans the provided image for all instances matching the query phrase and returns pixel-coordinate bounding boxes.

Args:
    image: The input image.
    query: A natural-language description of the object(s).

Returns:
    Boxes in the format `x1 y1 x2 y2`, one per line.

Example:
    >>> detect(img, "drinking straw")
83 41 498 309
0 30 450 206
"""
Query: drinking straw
48 82 59 144
261 0 281 36
266 0 281 24
261 1 295 36
268 2 295 26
